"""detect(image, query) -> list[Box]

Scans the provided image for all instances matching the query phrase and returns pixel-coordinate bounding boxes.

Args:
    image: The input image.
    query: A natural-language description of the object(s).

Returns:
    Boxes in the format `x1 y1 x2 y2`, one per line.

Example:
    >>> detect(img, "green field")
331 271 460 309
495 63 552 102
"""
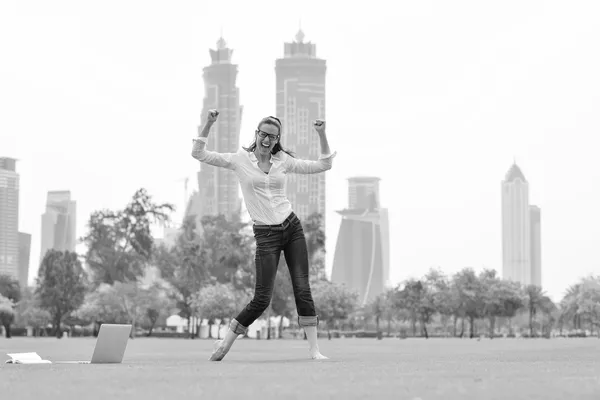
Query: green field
1 337 599 399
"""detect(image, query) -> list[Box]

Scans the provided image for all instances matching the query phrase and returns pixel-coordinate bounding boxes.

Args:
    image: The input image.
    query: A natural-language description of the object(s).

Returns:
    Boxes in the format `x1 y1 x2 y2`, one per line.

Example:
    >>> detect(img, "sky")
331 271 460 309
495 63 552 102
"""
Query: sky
1 0 599 301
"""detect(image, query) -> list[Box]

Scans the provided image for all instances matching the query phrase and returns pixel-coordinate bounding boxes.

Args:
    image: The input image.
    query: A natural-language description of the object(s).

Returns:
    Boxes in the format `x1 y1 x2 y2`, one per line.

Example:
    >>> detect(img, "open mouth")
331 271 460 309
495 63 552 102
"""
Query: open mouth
261 143 270 148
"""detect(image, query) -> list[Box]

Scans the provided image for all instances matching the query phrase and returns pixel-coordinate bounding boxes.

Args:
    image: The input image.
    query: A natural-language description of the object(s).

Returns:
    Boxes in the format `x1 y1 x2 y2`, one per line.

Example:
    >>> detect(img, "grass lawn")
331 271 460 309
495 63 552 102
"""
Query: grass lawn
1 336 599 399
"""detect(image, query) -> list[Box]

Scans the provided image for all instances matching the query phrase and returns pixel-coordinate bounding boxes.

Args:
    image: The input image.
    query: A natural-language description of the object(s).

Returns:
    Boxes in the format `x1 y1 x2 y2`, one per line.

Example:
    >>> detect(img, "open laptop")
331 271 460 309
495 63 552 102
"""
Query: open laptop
55 324 132 364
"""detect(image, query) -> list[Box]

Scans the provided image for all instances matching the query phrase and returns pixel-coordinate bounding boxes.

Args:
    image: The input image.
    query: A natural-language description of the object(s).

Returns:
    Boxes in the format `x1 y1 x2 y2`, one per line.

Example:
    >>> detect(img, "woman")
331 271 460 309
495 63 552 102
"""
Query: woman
191 109 335 361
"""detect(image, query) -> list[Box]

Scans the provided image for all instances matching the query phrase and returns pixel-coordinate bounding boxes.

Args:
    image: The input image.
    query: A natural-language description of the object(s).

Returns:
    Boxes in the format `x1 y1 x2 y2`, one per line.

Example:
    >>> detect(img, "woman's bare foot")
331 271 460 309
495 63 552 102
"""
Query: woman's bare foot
309 348 329 360
209 340 229 361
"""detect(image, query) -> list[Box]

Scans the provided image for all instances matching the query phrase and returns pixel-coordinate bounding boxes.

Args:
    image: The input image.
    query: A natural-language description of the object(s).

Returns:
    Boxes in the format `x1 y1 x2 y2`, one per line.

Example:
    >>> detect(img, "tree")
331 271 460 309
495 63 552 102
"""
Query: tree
424 268 453 336
191 282 237 339
387 284 414 336
141 285 173 336
36 250 87 338
0 274 21 303
312 281 359 339
572 276 600 333
75 281 173 337
0 275 21 338
367 292 389 336
304 212 328 283
559 283 582 333
381 288 399 336
447 278 467 337
498 280 525 334
480 271 523 338
398 278 436 338
110 281 149 338
538 295 557 337
0 295 15 338
75 283 128 335
15 287 52 337
524 284 549 337
452 268 485 338
81 188 174 286
200 213 254 287
153 216 211 337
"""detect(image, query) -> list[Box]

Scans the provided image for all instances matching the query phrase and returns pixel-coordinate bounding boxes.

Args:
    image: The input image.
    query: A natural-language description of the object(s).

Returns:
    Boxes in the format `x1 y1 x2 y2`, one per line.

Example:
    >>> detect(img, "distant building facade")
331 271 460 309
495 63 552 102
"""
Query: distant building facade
529 205 542 287
0 157 19 280
331 177 390 306
18 232 31 288
40 190 76 263
275 30 328 234
501 163 542 287
187 36 243 230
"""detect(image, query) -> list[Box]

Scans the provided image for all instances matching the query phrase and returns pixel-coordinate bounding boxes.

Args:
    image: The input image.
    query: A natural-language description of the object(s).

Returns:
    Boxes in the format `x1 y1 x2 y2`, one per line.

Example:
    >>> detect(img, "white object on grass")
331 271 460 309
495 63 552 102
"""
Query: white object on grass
5 352 52 364
5 324 132 365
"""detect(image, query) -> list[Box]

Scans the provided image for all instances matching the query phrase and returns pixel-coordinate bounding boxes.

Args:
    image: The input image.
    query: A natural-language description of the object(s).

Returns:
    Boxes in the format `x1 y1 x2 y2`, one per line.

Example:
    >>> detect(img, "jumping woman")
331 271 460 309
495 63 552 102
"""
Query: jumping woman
191 110 335 361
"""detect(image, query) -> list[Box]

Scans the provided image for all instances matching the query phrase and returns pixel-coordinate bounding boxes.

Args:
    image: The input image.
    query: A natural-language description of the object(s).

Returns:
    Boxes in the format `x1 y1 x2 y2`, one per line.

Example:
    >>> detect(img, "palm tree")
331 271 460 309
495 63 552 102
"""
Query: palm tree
524 285 555 337
524 285 544 337
367 293 388 337
559 284 581 334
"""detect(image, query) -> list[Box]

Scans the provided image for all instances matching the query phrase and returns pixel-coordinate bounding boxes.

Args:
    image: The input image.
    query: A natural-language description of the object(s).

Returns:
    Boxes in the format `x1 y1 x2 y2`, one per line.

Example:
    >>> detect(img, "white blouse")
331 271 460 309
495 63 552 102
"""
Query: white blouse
192 140 336 225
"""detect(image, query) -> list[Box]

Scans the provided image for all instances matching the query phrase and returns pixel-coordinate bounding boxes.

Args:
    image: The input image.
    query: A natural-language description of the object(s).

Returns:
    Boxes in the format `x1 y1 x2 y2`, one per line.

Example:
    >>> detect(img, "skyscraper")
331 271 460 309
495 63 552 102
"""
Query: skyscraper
0 157 19 280
18 232 31 288
530 205 542 287
187 36 243 229
501 163 542 287
348 177 381 210
275 30 328 233
40 190 76 262
331 177 390 306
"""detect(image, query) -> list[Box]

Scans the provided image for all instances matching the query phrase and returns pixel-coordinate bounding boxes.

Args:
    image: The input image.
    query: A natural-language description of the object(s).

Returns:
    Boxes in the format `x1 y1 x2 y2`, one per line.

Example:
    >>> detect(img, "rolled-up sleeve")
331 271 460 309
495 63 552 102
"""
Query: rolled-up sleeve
285 151 337 174
191 139 237 170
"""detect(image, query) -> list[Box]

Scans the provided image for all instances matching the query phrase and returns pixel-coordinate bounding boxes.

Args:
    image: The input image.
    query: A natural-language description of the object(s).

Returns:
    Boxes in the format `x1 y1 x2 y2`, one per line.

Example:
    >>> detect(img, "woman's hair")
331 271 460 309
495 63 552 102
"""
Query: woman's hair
243 116 295 157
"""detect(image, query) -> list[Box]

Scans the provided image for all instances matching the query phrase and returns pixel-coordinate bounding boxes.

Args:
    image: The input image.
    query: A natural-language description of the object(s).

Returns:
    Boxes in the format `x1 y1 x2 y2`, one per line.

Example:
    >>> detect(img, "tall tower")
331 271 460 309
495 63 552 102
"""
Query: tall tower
18 232 31 288
348 177 381 210
40 190 77 262
188 36 243 228
501 162 539 286
529 205 542 287
331 177 390 306
275 30 327 232
0 157 19 280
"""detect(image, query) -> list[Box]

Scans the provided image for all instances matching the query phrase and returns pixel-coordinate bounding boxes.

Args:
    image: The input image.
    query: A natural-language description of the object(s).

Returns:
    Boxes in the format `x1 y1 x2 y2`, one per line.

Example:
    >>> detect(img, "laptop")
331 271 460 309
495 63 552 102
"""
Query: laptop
56 324 132 364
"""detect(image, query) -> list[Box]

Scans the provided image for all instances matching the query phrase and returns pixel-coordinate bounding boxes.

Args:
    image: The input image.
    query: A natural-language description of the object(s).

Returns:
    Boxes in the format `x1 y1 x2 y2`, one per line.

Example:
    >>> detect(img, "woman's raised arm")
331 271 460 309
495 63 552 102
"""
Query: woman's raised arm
191 109 237 170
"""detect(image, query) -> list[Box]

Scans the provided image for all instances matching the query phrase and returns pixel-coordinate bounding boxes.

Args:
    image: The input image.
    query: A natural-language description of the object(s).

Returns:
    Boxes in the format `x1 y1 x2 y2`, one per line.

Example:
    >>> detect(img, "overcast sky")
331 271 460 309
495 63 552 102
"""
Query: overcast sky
1 0 599 301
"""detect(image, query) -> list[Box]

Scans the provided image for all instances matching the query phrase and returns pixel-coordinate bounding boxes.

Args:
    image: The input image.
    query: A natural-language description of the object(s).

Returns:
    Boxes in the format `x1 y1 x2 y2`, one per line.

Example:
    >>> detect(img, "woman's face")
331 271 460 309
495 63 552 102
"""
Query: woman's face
255 123 280 155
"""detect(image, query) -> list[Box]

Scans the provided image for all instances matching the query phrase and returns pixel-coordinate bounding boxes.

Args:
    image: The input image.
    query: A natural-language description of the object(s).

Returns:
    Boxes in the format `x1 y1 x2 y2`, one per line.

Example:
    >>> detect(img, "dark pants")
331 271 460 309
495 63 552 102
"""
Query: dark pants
231 212 318 335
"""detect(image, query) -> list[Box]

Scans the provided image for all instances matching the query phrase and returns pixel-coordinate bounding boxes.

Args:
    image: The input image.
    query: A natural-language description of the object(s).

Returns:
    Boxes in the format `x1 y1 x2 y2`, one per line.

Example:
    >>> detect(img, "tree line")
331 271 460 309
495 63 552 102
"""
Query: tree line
1 188 599 339
364 268 599 339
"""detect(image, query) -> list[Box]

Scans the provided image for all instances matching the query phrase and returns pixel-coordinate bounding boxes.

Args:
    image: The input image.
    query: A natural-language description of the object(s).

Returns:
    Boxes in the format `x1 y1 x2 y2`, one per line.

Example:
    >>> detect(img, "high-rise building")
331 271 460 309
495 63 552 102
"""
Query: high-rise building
40 190 76 262
331 177 390 306
18 232 31 288
501 163 542 287
0 157 19 280
187 36 243 230
275 30 328 232
529 205 542 287
348 177 381 210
